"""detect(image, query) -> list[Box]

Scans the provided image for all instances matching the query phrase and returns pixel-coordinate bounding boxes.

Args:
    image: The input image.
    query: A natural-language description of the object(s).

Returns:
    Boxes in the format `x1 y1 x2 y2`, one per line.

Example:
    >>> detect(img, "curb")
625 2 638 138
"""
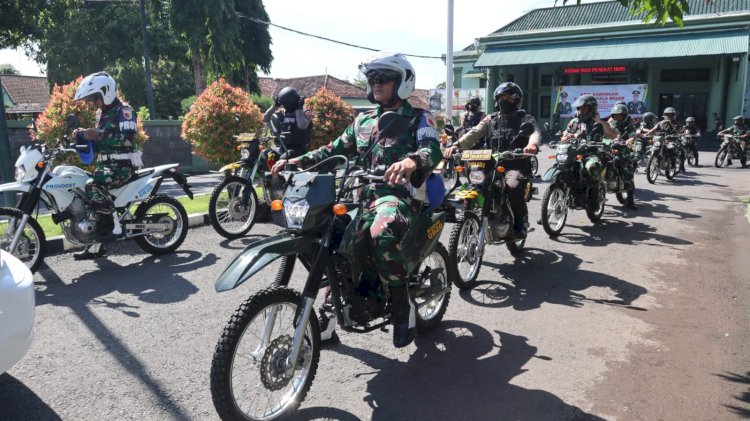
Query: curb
46 212 210 254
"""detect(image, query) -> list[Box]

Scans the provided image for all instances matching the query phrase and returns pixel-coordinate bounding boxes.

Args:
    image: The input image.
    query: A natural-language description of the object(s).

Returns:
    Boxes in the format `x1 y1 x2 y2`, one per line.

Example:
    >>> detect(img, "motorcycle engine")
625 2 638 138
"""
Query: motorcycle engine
335 259 387 326
61 197 98 245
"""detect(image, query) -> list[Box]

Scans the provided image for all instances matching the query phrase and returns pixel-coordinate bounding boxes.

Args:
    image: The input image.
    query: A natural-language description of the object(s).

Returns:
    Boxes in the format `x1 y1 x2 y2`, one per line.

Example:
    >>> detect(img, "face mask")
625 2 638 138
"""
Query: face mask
498 100 517 114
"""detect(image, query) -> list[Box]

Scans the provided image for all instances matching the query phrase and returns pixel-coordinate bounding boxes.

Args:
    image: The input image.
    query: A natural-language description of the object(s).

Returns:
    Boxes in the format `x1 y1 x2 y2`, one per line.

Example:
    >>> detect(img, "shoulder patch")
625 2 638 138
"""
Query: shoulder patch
416 111 439 142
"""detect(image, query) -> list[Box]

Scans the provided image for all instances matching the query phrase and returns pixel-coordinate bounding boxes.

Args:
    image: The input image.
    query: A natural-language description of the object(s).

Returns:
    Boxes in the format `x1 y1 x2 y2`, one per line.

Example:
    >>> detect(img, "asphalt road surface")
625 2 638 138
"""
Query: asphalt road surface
2 148 748 420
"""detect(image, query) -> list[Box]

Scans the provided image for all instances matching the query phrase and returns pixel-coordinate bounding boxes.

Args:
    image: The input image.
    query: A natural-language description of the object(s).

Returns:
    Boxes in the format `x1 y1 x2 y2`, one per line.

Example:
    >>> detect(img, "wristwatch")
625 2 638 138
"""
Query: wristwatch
405 152 423 169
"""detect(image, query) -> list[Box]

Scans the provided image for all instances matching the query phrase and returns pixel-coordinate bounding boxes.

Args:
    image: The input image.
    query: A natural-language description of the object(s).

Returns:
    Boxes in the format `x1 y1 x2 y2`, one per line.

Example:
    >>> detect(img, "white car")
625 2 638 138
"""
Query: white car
0 250 35 374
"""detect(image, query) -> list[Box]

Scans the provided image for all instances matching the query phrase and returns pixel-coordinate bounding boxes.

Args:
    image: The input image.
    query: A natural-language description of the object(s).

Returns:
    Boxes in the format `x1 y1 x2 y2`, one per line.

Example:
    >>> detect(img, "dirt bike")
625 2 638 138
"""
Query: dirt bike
715 134 747 168
209 112 452 421
633 135 652 170
0 115 192 273
540 138 607 236
645 134 680 184
601 140 635 206
446 123 536 289
681 133 700 167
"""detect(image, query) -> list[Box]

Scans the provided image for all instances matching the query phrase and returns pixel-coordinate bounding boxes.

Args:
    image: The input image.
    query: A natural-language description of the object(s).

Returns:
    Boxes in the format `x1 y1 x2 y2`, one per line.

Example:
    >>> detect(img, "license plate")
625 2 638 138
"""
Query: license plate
461 149 493 161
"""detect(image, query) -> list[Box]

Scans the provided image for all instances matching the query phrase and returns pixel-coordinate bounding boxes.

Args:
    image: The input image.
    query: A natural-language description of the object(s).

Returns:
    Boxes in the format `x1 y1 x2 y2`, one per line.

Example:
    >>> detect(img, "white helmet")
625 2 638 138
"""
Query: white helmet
358 52 415 104
74 72 117 105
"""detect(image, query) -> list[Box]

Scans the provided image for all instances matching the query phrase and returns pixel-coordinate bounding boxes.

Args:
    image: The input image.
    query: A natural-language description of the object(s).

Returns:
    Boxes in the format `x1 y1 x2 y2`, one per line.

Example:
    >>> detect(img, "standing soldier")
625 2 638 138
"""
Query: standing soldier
72 72 140 260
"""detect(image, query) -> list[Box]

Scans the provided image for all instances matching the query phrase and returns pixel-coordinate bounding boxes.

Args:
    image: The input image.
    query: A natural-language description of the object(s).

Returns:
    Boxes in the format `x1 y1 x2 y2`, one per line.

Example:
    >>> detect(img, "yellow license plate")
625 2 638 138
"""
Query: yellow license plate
461 149 493 161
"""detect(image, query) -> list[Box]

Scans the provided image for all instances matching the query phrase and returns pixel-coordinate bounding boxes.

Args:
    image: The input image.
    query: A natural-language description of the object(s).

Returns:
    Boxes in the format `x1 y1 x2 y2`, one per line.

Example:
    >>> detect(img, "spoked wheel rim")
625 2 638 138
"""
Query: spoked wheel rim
545 187 567 232
530 155 539 175
415 249 449 322
455 218 481 284
647 156 659 182
141 202 184 249
0 214 41 268
230 302 314 420
716 149 727 167
215 181 257 235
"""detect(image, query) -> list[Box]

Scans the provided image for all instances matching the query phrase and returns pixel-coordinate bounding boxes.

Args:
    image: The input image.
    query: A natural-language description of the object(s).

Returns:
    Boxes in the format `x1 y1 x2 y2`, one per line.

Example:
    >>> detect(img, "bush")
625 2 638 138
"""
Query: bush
250 94 274 112
33 77 148 168
180 95 196 115
181 78 263 166
305 88 354 150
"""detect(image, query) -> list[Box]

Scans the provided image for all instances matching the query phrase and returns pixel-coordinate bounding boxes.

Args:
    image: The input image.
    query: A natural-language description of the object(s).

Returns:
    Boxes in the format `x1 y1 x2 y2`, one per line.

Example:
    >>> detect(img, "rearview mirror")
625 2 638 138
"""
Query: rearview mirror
444 123 455 137
269 113 281 136
519 122 535 137
65 114 80 130
377 111 407 140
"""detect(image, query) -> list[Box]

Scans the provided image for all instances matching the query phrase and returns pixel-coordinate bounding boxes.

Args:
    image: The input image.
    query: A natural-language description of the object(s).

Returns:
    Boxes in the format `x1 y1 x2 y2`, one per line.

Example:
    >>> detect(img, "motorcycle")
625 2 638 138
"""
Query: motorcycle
209 112 452 421
0 115 193 273
208 114 293 239
645 134 680 184
715 134 747 168
446 123 536 288
601 140 634 206
633 135 652 170
540 138 607 236
681 133 700 167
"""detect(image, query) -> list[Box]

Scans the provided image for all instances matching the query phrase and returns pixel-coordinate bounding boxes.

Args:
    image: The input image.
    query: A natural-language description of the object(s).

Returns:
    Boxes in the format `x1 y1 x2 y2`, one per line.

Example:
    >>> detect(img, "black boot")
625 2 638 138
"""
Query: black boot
625 191 637 210
390 286 416 348
73 243 106 260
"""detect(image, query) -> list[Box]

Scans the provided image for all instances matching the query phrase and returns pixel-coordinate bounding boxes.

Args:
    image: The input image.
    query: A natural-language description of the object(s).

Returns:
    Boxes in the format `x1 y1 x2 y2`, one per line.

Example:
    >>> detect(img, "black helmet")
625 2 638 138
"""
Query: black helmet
277 87 301 111
493 82 523 113
610 103 628 119
642 112 658 127
573 95 597 120
468 96 481 107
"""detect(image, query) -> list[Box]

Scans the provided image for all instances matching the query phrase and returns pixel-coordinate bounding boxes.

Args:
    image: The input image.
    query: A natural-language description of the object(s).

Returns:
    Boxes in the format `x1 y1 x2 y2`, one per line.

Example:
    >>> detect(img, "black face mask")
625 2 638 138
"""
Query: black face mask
498 100 517 114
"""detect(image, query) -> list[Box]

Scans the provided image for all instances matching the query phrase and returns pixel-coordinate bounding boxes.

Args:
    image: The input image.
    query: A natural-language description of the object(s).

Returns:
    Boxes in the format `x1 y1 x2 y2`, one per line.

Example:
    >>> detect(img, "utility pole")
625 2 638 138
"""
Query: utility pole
446 0 454 124
0 74 16 206
140 0 155 118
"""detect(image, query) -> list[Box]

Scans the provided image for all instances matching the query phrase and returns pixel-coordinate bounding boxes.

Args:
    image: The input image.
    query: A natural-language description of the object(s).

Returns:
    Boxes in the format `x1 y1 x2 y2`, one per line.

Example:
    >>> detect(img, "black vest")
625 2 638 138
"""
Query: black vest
489 110 528 152
462 111 485 130
278 111 312 151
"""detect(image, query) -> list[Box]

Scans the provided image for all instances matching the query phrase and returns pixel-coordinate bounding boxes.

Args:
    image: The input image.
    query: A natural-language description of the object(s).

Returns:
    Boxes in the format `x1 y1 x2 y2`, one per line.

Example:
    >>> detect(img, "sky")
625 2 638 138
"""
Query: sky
0 0 586 88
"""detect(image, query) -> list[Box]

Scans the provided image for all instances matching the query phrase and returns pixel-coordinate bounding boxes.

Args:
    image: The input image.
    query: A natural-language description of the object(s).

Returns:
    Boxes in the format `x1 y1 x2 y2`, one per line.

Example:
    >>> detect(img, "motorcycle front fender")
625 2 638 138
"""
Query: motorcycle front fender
542 166 560 182
214 233 312 292
0 181 31 195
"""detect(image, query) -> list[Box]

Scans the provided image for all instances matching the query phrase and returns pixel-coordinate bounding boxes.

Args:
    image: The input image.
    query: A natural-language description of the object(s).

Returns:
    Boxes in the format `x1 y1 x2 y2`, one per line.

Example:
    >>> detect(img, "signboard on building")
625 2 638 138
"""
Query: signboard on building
429 88 487 117
554 84 648 118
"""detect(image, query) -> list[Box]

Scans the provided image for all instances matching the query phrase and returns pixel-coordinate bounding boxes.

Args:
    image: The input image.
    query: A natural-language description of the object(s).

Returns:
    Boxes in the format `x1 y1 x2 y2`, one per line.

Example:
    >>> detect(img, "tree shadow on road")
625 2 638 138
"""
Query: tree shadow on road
0 373 61 420
716 371 750 418
327 321 604 421
461 249 648 312
553 219 693 251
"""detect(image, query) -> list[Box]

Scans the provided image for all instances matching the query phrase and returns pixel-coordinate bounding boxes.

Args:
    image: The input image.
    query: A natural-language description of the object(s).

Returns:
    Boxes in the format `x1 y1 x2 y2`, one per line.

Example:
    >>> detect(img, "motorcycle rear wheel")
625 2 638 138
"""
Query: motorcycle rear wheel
133 195 188 255
211 287 320 421
414 242 452 329
715 147 728 168
447 212 482 289
209 175 258 239
540 182 568 236
0 208 46 273
646 154 659 184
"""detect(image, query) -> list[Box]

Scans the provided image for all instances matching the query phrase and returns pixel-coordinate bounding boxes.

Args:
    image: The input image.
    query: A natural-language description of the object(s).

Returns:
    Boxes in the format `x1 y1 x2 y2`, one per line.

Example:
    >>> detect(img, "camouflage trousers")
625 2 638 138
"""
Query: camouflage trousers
360 192 419 289
86 162 135 213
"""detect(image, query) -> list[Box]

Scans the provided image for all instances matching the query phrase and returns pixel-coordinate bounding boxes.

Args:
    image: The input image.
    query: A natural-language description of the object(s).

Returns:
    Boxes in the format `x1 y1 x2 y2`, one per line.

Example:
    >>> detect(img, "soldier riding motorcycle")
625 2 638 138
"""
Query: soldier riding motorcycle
716 115 749 168
607 104 638 210
681 116 701 167
634 111 658 168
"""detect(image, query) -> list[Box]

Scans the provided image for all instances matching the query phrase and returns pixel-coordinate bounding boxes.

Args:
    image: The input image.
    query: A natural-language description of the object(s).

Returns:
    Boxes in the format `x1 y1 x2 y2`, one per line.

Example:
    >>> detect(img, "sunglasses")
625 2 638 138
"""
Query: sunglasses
366 70 399 85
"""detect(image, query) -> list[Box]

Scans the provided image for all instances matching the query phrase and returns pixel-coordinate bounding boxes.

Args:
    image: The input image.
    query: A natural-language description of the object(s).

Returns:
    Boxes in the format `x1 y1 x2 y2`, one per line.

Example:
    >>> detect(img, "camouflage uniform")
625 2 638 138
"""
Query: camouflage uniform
87 98 138 213
608 119 637 190
564 117 604 181
297 102 441 288
726 124 750 160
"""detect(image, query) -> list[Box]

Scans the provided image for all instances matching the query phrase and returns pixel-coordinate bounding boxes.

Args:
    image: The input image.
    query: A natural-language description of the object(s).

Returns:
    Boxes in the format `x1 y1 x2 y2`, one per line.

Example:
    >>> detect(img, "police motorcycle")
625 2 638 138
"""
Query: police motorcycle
0 115 192 273
445 123 536 288
209 113 452 421
715 134 747 168
645 134 680 184
539 125 608 236
208 114 291 239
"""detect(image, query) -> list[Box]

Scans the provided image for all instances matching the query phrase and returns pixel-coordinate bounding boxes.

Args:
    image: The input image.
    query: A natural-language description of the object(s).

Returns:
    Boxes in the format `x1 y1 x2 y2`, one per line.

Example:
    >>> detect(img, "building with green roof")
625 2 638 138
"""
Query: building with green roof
453 0 750 130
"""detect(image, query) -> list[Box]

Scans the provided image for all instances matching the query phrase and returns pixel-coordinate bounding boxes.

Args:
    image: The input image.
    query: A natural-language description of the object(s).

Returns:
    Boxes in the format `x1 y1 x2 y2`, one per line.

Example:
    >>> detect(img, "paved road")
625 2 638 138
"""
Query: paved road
2 148 748 420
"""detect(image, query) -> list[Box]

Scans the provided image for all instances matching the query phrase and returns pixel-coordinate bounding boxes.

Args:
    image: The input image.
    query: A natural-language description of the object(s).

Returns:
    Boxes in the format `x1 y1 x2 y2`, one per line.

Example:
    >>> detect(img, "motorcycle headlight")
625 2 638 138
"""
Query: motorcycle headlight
469 170 485 184
556 154 569 164
653 141 661 147
240 148 250 160
14 165 26 181
283 198 309 229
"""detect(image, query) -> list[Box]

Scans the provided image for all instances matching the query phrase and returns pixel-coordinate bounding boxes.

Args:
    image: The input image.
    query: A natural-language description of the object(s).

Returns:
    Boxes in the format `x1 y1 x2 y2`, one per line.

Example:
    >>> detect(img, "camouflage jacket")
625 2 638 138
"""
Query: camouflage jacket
564 117 601 142
653 119 680 136
727 124 750 138
297 101 441 197
95 98 137 157
608 119 636 143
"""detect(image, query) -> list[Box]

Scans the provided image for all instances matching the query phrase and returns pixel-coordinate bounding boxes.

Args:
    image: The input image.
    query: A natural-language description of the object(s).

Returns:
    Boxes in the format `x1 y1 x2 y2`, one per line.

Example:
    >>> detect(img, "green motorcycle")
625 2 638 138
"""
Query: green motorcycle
209 112 452 421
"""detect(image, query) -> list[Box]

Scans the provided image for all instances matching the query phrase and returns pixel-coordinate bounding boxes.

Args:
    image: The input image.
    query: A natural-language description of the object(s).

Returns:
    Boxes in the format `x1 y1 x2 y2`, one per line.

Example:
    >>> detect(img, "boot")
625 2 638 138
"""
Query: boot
73 243 106 260
625 191 637 210
318 302 339 345
390 286 416 348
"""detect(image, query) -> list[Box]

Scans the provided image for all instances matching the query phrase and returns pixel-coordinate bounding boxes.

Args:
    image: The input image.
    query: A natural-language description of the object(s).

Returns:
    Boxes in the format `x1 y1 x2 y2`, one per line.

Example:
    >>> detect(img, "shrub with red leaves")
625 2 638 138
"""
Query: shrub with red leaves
305 88 355 150
181 78 263 166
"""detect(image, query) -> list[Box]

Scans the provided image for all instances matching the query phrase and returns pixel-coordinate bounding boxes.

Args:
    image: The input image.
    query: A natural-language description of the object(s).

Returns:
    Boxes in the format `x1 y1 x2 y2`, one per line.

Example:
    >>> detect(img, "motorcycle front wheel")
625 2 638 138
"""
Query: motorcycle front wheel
615 189 631 205
211 287 320 421
715 147 728 168
0 208 46 273
687 149 698 167
541 183 568 236
665 155 677 180
209 175 258 239
447 212 482 289
646 154 659 184
586 181 606 223
133 195 188 255
530 155 539 176
413 242 452 329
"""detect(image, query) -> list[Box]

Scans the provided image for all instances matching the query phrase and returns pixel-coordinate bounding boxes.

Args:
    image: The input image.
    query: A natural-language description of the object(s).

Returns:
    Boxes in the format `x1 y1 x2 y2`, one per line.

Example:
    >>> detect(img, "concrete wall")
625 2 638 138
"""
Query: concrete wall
6 120 214 173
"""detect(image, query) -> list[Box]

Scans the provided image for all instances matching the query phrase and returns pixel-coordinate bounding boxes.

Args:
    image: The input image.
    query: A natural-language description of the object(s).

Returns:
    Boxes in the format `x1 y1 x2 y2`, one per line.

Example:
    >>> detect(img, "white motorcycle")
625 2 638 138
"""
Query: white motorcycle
0 116 194 273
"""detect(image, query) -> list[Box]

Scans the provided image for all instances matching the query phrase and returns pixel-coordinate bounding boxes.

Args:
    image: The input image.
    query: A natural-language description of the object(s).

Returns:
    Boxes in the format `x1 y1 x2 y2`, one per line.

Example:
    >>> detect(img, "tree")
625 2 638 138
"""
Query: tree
0 0 47 49
0 64 20 75
563 0 707 26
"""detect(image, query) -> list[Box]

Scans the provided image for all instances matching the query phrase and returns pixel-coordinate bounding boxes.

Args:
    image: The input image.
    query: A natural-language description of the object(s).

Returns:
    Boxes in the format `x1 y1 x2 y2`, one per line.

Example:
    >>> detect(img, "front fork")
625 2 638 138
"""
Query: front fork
8 214 31 254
